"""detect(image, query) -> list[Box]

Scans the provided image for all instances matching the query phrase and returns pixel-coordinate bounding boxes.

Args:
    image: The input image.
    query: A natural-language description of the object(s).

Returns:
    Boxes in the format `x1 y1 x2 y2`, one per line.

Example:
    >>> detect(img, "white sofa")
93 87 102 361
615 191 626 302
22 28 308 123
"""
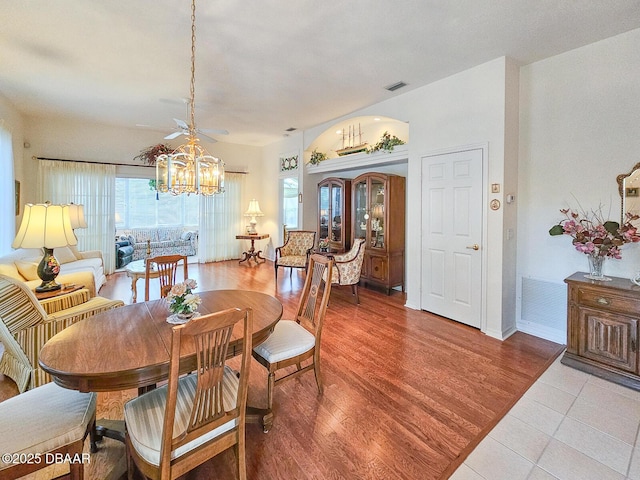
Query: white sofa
0 245 106 296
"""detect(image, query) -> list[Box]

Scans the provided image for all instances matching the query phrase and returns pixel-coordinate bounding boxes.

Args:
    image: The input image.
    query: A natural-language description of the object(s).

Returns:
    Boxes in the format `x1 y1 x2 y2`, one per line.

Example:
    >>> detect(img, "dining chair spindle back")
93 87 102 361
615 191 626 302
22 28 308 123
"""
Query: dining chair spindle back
252 254 333 431
124 307 253 480
144 254 188 301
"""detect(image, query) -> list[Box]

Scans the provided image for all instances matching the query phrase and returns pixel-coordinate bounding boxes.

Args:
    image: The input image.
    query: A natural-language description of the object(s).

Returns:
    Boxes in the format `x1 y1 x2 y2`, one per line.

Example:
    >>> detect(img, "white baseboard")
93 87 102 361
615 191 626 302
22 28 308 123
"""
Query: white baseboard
517 320 566 345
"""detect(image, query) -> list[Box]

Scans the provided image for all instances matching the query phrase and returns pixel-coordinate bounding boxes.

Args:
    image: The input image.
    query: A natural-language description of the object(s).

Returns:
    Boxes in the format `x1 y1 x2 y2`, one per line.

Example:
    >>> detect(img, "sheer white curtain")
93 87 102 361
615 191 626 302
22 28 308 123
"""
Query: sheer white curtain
39 160 117 273
198 173 244 262
0 127 14 255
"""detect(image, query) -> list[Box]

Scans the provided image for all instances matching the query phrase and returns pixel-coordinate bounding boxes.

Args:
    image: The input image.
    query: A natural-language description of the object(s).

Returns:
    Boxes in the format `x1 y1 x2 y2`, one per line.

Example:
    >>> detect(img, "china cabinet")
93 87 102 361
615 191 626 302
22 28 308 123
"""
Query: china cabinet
317 177 351 252
562 272 640 390
352 173 405 294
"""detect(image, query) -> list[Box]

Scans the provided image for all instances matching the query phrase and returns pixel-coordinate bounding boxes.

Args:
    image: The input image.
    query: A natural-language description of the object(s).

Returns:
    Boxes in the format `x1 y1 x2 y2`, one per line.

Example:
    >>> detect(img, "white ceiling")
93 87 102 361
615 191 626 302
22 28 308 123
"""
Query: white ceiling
2 0 640 146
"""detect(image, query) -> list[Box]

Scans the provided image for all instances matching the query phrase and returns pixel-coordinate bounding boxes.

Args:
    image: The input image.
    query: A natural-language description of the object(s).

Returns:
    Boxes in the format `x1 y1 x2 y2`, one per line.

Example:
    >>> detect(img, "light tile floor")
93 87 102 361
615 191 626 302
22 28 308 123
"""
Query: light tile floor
450 354 640 480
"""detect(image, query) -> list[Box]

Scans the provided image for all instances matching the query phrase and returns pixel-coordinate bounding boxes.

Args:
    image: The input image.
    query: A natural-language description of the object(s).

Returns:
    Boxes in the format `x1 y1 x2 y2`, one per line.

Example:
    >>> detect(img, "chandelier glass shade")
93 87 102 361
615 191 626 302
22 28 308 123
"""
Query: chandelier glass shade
155 0 225 196
156 140 224 196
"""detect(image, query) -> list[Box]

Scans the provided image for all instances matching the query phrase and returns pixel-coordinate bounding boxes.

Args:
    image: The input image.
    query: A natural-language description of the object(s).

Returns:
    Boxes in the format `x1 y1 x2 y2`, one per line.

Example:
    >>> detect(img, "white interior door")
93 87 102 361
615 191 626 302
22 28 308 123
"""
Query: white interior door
421 149 483 328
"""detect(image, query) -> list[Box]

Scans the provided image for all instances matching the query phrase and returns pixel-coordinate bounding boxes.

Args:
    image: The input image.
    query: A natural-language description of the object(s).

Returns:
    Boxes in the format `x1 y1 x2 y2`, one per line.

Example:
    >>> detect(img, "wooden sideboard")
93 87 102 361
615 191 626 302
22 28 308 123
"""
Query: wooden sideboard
562 272 640 390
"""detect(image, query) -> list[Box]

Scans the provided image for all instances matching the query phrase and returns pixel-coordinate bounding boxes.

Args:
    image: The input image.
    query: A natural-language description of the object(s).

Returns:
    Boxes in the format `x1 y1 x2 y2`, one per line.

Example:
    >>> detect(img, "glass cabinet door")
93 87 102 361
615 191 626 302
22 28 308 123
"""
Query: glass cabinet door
330 183 343 243
318 184 330 241
354 179 368 240
370 177 385 249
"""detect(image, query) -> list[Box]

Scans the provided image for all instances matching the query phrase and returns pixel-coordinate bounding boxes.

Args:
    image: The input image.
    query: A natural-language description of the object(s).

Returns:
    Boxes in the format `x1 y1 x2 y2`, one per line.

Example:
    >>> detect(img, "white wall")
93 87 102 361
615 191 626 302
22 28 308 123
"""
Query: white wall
518 27 640 342
269 57 517 339
24 116 263 202
260 133 304 260
0 93 25 237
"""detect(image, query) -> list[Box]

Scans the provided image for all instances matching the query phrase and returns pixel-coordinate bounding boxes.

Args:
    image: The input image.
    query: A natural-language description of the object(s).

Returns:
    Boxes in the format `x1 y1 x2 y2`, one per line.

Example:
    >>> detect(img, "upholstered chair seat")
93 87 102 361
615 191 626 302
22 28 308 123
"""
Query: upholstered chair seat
0 382 96 480
124 368 239 466
252 320 316 363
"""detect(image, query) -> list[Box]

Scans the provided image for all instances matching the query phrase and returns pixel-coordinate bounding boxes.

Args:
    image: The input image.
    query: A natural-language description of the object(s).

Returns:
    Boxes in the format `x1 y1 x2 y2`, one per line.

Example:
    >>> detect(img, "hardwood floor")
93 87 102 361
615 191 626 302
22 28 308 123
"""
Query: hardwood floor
0 260 564 479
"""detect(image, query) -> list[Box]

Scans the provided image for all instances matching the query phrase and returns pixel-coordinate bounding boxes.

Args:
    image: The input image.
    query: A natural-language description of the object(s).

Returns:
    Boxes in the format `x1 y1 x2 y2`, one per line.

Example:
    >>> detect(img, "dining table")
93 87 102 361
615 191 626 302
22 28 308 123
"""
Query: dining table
39 289 283 438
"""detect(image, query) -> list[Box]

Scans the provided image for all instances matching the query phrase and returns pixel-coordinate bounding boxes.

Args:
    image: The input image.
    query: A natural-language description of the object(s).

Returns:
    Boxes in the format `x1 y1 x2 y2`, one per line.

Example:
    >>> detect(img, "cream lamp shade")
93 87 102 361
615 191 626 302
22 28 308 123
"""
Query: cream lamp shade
12 203 77 292
67 203 87 229
244 199 264 234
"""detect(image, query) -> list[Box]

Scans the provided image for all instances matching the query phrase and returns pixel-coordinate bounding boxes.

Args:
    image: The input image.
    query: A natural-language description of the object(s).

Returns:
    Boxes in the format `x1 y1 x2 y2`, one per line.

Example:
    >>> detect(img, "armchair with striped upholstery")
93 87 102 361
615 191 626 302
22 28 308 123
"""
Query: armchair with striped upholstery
0 274 124 392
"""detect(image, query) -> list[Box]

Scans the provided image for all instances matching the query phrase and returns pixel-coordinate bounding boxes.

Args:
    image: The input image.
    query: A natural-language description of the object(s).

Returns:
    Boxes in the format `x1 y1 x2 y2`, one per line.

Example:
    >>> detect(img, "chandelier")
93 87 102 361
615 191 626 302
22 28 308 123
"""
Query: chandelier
156 0 225 196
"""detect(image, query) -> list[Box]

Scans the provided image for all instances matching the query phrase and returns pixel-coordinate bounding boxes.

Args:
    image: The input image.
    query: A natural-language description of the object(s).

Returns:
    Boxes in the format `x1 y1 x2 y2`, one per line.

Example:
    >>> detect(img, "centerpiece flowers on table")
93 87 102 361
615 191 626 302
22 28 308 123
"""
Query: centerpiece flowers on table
549 205 640 280
165 279 201 321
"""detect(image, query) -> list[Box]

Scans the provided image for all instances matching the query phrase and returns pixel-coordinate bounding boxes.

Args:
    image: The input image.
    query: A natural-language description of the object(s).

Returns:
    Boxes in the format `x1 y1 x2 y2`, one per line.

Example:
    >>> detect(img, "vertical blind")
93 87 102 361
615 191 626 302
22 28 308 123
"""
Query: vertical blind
198 172 245 262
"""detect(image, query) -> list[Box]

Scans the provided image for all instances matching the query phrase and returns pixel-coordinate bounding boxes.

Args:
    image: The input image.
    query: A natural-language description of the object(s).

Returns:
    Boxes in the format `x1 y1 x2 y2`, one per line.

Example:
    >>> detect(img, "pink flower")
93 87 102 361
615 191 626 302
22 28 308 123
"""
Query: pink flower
550 205 639 260
170 283 187 297
575 242 595 254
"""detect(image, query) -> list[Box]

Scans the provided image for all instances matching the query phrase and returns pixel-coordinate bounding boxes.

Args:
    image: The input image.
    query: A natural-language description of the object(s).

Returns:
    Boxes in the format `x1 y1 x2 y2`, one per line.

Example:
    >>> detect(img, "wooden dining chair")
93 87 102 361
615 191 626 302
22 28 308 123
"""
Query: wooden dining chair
124 307 253 480
252 254 333 430
144 254 188 301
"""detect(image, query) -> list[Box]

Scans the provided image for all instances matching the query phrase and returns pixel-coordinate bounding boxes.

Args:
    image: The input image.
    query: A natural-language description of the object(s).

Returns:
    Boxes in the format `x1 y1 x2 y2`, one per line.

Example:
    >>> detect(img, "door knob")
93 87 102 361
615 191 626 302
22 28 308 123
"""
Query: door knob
466 244 480 251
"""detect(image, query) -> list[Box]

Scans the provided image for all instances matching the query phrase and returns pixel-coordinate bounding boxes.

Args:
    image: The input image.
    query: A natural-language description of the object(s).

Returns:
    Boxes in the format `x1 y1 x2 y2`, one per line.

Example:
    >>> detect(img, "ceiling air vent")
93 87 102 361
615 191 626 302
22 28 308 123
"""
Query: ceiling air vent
285 127 297 132
385 81 407 92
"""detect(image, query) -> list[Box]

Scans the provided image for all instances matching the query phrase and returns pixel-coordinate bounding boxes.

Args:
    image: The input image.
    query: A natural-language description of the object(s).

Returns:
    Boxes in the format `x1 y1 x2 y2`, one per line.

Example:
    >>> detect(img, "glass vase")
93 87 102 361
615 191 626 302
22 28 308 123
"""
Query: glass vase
585 253 611 281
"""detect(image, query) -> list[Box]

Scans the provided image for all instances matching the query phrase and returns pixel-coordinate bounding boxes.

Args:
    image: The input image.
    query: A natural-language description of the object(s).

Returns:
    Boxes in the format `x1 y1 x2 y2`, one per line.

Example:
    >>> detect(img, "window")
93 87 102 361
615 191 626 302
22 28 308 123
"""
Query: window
281 176 299 230
115 178 199 228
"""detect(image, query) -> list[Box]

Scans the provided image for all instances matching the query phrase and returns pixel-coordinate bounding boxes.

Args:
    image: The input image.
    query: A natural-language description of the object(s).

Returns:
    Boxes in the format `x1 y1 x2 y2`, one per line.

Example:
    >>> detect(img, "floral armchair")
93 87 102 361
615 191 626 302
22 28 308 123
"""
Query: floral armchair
0 274 124 392
274 230 316 279
327 238 366 304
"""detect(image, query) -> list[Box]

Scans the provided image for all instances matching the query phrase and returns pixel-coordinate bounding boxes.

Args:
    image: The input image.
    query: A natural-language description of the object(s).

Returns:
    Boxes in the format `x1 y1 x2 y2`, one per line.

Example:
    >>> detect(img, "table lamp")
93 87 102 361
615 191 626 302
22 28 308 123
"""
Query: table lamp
12 203 77 292
244 199 264 234
66 203 87 229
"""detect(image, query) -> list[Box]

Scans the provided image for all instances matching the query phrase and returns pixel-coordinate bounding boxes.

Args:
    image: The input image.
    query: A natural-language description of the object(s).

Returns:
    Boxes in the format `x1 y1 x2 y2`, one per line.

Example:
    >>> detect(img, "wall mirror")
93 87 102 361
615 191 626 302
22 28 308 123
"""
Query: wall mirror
617 162 640 223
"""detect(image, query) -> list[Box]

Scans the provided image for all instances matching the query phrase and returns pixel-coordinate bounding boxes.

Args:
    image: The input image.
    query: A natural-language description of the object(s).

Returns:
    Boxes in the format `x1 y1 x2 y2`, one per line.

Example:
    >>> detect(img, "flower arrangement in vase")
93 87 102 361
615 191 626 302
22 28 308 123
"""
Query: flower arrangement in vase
165 279 201 321
549 205 640 280
318 238 329 252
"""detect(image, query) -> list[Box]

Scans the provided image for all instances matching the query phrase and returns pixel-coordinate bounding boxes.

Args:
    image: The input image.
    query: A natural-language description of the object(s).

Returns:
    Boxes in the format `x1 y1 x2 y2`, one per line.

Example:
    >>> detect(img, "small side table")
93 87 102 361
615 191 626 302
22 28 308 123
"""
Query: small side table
125 259 160 303
236 233 269 264
36 285 88 314
313 248 339 259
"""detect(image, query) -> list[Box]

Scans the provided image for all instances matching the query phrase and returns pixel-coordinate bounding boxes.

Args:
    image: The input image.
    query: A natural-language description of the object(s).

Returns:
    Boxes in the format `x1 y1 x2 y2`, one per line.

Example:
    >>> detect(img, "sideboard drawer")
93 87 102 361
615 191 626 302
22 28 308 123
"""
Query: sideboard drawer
577 288 640 314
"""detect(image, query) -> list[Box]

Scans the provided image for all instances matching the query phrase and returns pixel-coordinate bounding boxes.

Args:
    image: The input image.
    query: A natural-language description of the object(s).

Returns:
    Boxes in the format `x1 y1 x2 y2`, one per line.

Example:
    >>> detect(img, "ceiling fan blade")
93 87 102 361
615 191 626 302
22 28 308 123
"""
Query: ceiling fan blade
164 131 184 140
197 132 218 143
173 118 189 130
198 128 229 135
